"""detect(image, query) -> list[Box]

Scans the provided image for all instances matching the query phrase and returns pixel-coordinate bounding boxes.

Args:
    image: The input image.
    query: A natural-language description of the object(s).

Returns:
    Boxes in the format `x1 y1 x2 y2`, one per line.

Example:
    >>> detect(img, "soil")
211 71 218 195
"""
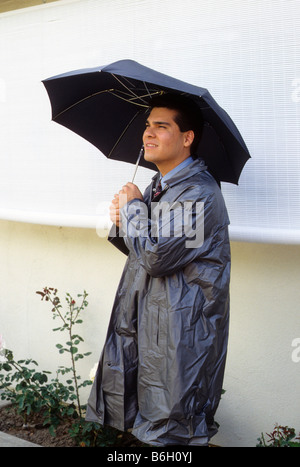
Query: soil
0 404 75 446
0 404 144 447
0 404 220 448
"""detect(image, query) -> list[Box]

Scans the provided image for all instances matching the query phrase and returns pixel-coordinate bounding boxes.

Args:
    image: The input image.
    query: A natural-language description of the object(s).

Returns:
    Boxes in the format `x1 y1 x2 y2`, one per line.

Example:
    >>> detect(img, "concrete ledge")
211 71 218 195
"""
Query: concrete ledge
0 430 41 447
0 397 41 447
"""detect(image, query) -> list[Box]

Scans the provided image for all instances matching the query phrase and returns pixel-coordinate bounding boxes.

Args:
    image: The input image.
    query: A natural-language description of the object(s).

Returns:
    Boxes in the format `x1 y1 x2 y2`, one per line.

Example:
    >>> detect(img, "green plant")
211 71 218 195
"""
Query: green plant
0 287 124 446
37 287 92 419
0 288 91 435
36 287 99 442
0 351 50 424
0 287 150 446
257 424 300 447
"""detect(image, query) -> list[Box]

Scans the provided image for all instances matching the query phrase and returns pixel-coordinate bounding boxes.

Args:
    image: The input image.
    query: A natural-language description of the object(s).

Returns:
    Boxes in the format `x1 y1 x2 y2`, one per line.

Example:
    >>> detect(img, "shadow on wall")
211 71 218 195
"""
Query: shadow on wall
0 0 60 14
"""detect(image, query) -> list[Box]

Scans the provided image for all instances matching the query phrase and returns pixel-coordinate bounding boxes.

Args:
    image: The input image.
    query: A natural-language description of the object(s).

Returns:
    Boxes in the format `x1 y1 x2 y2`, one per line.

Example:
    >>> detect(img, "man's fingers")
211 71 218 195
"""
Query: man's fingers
109 201 121 227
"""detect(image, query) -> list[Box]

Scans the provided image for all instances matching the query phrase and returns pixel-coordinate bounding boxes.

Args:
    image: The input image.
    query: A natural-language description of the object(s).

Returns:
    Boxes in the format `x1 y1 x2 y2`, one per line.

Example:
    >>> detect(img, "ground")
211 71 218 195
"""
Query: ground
0 405 144 447
0 405 221 448
0 405 75 446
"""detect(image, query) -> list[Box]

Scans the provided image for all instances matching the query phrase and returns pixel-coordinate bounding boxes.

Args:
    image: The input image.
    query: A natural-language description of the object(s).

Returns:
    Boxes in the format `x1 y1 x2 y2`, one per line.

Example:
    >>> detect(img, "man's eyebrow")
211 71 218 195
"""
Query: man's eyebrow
146 119 171 126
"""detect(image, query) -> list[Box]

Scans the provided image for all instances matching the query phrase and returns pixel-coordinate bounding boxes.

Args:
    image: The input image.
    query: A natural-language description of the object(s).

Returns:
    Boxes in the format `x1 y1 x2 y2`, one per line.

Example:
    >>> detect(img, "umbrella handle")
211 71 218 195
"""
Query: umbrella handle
131 146 144 183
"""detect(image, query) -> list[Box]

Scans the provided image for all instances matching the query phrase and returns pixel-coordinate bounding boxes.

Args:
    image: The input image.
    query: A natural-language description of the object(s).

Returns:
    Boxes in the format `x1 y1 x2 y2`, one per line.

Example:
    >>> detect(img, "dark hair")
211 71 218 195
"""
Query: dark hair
149 93 204 155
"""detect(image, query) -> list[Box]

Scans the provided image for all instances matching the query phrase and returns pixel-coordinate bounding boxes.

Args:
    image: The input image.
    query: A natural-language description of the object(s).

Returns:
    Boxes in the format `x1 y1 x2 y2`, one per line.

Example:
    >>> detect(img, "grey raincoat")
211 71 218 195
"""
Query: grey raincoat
86 158 230 446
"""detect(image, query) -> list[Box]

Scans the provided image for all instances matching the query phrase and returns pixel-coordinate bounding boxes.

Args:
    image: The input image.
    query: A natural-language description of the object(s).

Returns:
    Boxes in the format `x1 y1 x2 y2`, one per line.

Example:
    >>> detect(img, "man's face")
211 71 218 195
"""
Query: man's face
143 107 193 175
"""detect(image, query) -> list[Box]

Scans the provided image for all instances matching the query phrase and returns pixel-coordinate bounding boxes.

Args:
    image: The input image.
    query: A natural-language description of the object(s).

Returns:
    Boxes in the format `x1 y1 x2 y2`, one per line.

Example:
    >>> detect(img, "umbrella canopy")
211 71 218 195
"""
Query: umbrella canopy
42 59 250 184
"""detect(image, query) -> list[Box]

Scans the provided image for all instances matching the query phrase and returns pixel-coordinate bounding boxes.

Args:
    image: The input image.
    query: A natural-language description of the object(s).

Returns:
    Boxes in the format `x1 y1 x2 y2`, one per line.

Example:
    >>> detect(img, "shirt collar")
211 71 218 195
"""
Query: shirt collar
160 156 194 189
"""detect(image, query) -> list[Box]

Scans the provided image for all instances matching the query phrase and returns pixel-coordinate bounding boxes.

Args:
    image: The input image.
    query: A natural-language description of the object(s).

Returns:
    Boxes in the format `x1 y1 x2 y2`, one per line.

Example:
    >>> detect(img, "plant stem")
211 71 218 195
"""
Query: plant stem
68 311 82 419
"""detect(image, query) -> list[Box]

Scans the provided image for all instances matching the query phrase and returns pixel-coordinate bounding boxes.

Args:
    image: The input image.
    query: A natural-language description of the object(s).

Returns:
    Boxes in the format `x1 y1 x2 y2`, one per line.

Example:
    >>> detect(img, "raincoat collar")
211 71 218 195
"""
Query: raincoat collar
151 157 207 189
160 156 194 189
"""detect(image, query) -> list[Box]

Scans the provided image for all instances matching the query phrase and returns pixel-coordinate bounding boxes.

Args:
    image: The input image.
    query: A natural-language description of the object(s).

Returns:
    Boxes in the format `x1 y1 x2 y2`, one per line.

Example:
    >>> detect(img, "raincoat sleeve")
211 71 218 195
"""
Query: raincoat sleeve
119 186 228 277
108 226 129 256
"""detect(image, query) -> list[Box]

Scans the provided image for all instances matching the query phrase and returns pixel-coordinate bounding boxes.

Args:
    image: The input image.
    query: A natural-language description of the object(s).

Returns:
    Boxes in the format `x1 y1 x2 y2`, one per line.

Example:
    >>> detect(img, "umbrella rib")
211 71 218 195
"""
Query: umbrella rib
142 80 156 101
110 90 163 107
128 90 163 102
111 73 150 105
109 91 149 108
108 110 144 158
52 89 115 119
120 75 155 101
53 88 156 120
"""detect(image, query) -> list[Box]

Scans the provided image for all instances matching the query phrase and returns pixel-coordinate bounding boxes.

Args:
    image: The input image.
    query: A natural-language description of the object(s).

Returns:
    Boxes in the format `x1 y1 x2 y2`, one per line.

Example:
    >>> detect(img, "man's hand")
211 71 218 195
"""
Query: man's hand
109 183 143 227
109 195 122 227
118 182 143 207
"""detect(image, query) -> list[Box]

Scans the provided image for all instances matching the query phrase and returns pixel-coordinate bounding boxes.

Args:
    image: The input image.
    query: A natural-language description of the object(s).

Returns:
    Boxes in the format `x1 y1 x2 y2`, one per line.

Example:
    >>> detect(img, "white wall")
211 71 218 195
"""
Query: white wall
0 220 126 395
1 0 300 242
0 219 299 447
214 242 300 446
1 0 300 447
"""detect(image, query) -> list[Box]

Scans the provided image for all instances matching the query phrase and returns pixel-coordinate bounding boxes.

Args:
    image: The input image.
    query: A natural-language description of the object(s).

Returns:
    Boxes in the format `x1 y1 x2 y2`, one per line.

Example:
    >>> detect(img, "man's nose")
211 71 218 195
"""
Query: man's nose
143 126 155 138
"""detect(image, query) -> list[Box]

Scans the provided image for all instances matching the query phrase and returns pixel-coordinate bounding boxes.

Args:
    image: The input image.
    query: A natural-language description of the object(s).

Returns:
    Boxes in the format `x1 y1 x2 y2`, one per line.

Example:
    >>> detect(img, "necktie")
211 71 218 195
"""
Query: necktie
152 181 162 199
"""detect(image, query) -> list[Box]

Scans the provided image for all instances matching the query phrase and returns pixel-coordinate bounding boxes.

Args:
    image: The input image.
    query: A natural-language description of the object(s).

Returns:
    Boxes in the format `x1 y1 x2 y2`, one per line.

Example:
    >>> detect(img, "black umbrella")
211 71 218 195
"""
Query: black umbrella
42 59 250 184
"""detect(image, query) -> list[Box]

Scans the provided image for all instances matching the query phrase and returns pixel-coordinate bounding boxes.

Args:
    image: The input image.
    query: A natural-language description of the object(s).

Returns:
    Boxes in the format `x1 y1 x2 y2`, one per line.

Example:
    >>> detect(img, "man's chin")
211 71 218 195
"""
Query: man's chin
143 153 155 163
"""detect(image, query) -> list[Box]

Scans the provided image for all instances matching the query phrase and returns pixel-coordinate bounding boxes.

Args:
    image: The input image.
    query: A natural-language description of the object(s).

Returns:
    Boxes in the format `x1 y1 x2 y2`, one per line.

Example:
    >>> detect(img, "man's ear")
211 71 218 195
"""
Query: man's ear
184 130 194 148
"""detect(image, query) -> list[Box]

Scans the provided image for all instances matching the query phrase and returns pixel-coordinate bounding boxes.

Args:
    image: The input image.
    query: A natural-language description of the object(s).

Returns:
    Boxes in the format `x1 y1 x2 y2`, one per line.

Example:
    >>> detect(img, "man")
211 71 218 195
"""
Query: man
86 93 231 446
